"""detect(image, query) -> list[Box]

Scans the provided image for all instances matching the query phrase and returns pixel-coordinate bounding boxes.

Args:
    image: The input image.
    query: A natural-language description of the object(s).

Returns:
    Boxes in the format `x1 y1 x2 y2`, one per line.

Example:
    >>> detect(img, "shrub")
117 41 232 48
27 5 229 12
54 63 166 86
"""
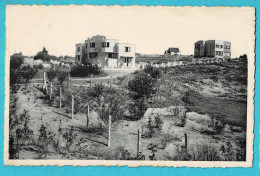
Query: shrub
144 64 161 78
46 66 58 82
37 64 44 69
97 89 127 125
70 64 102 77
89 83 105 98
155 116 164 129
10 53 24 70
20 65 38 84
57 68 69 86
128 72 156 100
128 72 157 119
62 127 76 153
10 53 37 85
129 97 148 120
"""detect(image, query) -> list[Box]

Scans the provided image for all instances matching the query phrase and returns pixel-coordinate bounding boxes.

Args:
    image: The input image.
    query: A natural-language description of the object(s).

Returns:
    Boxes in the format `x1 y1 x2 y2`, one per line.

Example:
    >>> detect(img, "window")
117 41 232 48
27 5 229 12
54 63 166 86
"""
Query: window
216 45 219 48
196 44 201 49
108 53 118 58
90 43 95 48
220 45 223 48
89 52 98 58
125 47 131 52
102 42 110 47
225 46 231 49
215 51 223 56
77 47 80 52
224 52 231 56
77 55 80 61
124 57 131 63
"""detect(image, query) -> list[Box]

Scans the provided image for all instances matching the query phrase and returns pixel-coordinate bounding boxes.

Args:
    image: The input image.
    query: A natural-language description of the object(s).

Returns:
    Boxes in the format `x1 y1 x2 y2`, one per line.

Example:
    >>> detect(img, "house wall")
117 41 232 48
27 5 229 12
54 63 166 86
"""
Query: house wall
223 41 231 59
76 35 136 69
214 40 225 59
194 40 204 57
204 40 216 57
117 43 136 69
195 40 231 59
75 43 84 64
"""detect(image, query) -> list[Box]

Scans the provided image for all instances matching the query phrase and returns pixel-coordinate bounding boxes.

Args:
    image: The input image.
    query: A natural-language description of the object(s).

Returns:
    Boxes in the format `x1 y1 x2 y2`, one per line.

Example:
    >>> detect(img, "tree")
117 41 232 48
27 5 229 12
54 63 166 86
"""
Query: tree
46 66 58 100
10 53 24 69
34 47 50 62
128 72 156 100
128 72 157 119
57 68 69 86
20 65 38 85
10 53 24 85
97 90 126 125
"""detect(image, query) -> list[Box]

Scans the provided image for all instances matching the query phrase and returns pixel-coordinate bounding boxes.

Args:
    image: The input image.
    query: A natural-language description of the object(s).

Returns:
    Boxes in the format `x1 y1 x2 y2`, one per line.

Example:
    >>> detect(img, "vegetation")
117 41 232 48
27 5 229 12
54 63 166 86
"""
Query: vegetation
143 64 161 78
10 53 38 85
182 90 246 129
8 53 247 161
34 47 60 62
70 64 103 77
128 72 157 119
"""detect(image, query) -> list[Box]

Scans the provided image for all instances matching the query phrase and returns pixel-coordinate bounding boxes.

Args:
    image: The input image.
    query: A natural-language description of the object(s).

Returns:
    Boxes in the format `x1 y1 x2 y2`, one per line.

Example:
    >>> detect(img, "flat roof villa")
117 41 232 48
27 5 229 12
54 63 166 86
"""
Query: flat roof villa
75 35 136 69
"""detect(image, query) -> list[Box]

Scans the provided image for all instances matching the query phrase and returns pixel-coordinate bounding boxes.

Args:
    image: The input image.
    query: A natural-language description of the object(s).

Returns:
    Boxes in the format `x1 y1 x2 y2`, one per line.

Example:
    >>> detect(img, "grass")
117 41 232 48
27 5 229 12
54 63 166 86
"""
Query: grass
184 90 247 129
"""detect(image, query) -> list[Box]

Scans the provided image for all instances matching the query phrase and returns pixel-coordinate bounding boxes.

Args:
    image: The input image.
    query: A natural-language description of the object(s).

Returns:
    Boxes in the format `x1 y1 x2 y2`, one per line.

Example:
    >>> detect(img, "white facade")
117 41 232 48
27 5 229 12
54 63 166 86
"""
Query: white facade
76 35 136 69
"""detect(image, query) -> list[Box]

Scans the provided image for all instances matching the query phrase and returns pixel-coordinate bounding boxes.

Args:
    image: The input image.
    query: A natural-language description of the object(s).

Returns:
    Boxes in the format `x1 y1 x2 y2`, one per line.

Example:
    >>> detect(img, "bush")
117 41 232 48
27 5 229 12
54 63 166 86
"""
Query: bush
128 72 156 100
46 66 58 82
155 116 164 129
96 89 127 125
128 72 157 119
144 64 161 78
70 64 102 77
37 64 44 69
10 53 24 70
10 53 37 85
57 68 69 86
20 65 38 84
129 97 148 120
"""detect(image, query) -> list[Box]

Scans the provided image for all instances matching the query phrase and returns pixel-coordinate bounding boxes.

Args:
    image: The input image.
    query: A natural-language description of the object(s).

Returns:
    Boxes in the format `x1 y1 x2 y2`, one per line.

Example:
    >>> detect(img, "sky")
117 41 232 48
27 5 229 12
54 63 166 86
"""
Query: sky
6 6 255 59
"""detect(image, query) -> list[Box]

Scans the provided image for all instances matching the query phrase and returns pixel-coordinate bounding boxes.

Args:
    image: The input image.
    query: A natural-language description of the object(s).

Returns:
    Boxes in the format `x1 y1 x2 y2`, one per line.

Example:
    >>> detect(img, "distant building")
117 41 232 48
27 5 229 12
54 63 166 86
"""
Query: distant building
194 40 231 59
164 47 180 56
75 35 136 69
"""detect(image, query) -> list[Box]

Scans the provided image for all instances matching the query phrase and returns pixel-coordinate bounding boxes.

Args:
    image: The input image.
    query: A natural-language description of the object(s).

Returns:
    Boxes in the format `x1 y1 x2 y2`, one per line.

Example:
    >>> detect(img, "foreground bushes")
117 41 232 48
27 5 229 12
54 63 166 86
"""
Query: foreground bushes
62 84 127 126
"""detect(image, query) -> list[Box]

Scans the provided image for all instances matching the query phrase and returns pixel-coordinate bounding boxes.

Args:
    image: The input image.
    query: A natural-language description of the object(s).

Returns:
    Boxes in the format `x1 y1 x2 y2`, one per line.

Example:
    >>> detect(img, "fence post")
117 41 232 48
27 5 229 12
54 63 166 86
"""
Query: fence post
184 133 188 150
127 75 129 88
46 83 48 94
43 72 46 91
137 129 141 157
68 73 70 88
87 104 89 127
50 82 53 100
162 70 164 83
110 76 112 89
90 75 93 88
71 95 74 119
108 115 111 147
59 87 62 108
